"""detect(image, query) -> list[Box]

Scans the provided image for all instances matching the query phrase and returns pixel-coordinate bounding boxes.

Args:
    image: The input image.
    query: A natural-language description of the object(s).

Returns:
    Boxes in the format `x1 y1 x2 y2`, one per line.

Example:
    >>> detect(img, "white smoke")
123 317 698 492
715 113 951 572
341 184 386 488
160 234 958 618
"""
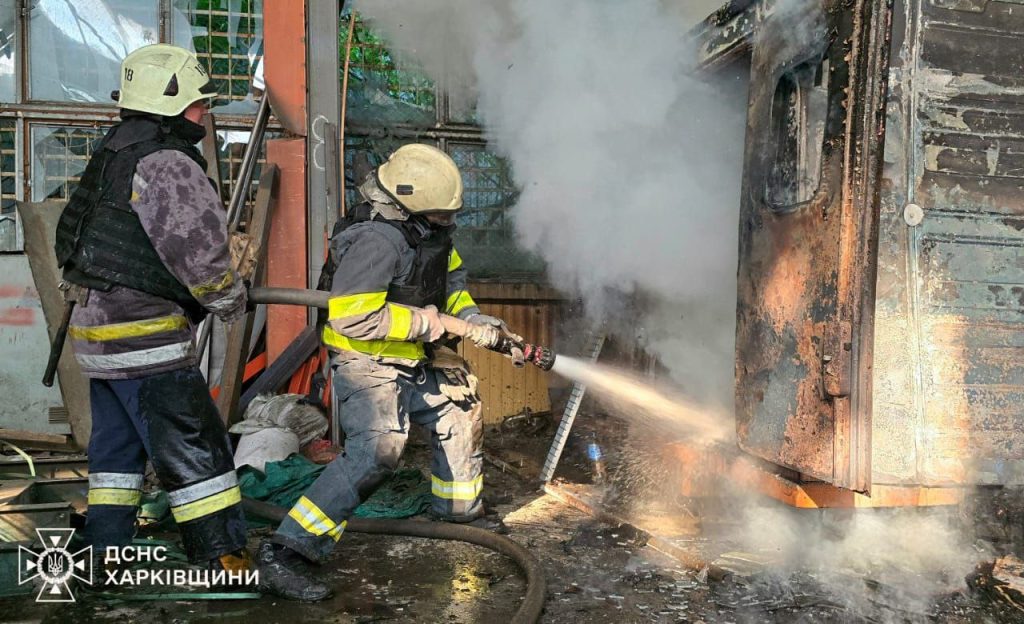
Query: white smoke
352 0 747 411
350 5 991 619
730 502 988 622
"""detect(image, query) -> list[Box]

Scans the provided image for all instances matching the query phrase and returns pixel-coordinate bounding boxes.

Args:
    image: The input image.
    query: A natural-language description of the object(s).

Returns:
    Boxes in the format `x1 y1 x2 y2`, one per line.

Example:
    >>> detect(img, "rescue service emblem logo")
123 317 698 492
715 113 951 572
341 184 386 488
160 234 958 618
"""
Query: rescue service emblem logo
18 528 92 602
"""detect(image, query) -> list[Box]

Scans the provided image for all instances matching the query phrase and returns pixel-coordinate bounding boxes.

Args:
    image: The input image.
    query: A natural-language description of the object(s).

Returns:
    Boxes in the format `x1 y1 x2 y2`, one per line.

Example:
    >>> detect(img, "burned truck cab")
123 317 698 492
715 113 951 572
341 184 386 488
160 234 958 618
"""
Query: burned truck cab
699 0 1024 504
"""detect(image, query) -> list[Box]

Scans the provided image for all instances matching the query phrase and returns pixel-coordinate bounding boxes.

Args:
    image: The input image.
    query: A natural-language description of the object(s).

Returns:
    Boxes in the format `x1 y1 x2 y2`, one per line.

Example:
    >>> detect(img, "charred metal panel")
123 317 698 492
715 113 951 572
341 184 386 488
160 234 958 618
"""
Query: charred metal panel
694 0 768 70
734 0 891 490
874 0 1024 485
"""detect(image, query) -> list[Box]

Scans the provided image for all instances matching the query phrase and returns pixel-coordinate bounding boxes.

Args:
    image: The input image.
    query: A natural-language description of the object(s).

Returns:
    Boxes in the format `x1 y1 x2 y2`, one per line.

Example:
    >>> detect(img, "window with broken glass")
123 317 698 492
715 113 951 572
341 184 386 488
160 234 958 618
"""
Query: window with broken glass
342 11 538 278
0 0 17 104
28 0 162 103
30 125 105 202
0 0 266 253
171 0 264 114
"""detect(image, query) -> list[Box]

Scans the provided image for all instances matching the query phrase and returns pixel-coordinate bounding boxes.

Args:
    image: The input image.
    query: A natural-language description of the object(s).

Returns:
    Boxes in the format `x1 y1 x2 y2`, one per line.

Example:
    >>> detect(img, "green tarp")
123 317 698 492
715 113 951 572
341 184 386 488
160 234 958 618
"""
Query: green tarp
138 456 432 529
237 455 431 523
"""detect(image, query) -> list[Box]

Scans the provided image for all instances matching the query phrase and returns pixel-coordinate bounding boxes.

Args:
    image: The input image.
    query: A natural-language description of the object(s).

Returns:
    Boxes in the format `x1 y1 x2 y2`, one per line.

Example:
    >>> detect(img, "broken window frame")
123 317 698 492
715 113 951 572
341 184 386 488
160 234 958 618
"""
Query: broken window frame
25 0 162 104
0 0 18 104
0 118 22 252
169 0 264 114
0 0 269 254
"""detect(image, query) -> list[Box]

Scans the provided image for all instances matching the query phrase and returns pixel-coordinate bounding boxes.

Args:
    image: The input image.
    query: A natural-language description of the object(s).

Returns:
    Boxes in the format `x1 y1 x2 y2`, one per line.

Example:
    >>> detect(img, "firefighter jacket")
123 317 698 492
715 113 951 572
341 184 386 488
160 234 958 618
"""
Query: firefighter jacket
322 205 480 365
67 119 246 379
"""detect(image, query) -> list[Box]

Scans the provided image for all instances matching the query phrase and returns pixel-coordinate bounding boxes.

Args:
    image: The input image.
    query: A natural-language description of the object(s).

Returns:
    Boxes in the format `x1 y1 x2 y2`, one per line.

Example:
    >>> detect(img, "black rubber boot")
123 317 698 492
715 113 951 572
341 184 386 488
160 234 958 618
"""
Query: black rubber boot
430 509 511 535
256 541 332 601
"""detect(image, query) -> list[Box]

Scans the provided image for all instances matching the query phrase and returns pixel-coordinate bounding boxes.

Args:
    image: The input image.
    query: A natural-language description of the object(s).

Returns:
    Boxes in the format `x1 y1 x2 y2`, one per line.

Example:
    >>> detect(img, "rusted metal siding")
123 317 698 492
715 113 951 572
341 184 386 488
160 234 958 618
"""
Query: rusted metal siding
875 0 1024 485
263 0 307 136
265 138 308 365
457 282 559 424
733 0 891 491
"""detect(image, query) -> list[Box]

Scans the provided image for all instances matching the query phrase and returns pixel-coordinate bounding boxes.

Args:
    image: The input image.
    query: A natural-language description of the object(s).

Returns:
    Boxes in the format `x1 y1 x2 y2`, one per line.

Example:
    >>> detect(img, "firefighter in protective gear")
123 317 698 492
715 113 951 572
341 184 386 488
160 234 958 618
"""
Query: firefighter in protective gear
257 144 511 601
55 44 250 572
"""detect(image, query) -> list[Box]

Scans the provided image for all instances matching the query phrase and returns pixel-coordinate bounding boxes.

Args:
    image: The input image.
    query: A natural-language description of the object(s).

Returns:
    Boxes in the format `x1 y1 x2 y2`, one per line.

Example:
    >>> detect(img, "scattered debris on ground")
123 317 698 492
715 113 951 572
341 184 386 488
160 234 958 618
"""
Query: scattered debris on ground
4 411 1024 623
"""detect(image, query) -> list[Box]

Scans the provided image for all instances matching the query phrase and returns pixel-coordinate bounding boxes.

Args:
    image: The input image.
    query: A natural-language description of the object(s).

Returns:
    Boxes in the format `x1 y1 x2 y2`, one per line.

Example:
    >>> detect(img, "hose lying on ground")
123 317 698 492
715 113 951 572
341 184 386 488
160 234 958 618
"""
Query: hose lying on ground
242 497 546 624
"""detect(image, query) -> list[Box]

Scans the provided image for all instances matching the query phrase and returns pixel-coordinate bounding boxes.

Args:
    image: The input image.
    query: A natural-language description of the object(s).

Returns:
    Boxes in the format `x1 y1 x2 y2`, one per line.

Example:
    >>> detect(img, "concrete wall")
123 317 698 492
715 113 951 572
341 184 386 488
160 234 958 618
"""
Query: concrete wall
0 253 67 434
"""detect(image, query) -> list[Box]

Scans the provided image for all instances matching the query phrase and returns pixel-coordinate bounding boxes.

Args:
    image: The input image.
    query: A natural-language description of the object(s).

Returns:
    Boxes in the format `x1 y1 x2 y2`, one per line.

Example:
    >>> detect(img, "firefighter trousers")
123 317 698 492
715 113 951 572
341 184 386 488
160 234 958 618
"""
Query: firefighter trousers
273 355 484 563
83 367 247 563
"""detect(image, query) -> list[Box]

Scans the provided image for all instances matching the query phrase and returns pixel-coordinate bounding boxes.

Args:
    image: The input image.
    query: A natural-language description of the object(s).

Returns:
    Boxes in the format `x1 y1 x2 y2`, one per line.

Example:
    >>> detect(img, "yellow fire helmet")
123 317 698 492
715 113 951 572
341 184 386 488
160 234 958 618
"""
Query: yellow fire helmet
115 44 218 117
376 144 464 214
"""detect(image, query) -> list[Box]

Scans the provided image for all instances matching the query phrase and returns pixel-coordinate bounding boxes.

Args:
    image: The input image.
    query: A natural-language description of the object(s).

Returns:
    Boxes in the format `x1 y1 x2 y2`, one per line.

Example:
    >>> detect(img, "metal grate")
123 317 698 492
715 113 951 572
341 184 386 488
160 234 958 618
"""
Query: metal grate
0 120 18 251
31 126 106 202
343 135 414 210
175 0 263 107
342 12 436 115
448 144 518 247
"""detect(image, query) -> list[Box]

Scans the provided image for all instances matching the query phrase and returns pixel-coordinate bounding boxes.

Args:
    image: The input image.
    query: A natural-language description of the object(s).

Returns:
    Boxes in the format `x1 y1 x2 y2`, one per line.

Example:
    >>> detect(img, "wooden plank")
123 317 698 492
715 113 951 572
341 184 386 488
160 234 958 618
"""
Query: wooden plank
466 280 563 302
0 429 77 452
216 165 279 425
201 113 224 201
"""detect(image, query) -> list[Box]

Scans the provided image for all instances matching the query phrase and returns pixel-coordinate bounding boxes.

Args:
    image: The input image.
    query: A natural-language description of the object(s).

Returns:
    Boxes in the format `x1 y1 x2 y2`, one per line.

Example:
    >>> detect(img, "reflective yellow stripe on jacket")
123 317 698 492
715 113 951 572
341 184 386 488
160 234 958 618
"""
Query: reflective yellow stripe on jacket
69 315 188 342
322 329 426 361
446 249 477 317
448 249 464 272
323 292 425 361
189 269 234 299
446 290 476 317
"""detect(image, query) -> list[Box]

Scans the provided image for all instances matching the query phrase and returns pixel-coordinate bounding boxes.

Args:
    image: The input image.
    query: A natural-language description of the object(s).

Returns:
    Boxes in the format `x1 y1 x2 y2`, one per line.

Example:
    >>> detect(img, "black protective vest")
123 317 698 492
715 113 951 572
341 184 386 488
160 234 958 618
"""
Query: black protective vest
317 202 453 322
54 117 208 322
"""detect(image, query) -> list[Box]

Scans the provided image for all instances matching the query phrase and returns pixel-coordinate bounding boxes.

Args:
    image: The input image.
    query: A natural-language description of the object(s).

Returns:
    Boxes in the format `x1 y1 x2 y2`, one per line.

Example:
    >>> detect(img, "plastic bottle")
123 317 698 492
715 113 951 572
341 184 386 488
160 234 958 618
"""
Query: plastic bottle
587 433 607 484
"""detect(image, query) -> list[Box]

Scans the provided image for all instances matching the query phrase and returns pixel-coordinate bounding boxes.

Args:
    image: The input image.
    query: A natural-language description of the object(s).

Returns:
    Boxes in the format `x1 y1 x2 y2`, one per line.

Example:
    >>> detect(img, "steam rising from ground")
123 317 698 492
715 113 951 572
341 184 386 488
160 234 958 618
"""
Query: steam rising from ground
730 503 987 621
353 0 746 413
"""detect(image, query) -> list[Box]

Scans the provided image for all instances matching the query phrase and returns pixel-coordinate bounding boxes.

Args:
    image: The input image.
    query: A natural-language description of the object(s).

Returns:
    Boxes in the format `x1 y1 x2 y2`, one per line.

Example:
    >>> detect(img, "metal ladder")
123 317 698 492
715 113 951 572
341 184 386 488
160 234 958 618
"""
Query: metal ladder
539 332 606 484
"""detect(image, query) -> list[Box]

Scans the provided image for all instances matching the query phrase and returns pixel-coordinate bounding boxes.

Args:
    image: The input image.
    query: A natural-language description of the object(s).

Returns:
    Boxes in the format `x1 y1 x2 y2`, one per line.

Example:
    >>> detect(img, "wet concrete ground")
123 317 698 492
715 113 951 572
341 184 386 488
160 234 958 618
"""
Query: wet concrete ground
3 415 1024 623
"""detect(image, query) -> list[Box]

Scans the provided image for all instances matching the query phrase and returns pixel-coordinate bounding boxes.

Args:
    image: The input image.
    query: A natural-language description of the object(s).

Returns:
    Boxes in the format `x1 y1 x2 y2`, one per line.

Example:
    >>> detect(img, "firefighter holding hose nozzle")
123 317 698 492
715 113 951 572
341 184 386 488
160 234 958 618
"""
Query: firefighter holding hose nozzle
258 144 521 601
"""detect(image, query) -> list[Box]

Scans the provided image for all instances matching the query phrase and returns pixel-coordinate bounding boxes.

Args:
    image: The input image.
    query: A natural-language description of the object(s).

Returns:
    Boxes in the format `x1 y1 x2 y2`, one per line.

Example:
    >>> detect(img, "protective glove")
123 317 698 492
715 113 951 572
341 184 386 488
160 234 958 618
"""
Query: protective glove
468 313 523 343
464 322 500 349
213 278 249 323
467 313 502 328
436 367 480 404
414 305 446 342
467 313 523 362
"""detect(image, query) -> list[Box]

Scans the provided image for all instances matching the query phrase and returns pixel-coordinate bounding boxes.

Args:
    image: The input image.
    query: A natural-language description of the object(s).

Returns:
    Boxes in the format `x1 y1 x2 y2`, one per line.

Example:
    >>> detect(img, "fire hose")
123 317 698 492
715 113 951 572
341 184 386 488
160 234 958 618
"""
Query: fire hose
247 287 556 370
243 498 545 624
243 287 550 623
